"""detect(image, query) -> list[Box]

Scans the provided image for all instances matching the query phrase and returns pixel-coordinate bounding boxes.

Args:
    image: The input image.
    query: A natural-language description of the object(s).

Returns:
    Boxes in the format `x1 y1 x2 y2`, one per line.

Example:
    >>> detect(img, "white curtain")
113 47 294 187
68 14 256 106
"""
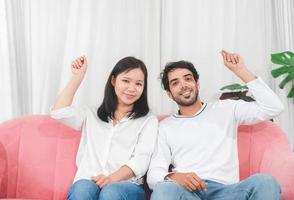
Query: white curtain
269 0 294 148
0 0 161 117
0 0 293 148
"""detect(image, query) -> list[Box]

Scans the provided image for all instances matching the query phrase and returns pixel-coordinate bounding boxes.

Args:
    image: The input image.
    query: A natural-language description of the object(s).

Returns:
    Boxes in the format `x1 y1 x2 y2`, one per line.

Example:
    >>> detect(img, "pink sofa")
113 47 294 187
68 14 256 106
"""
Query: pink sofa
0 115 293 199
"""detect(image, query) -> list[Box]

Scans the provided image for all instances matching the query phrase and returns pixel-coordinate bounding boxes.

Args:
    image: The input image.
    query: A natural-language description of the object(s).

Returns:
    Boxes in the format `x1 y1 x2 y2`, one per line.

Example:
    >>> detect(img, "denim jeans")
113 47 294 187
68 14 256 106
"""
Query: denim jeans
67 179 146 200
151 174 281 200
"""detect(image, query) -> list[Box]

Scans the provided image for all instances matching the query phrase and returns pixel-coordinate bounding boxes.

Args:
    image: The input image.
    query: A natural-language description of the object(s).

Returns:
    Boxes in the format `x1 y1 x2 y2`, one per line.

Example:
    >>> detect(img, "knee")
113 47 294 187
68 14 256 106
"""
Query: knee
151 181 183 200
251 174 280 192
100 182 146 200
99 183 124 200
67 179 100 200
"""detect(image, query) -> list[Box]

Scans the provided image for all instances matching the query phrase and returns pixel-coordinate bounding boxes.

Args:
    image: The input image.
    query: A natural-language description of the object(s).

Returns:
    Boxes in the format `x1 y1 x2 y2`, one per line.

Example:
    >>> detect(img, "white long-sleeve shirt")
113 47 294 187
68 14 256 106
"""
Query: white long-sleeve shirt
50 106 158 184
147 77 284 189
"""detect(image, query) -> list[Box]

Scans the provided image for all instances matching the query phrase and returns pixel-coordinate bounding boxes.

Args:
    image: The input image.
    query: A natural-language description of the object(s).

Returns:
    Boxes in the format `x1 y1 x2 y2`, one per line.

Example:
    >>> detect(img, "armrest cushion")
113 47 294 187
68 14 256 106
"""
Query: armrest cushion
0 141 7 197
260 143 294 200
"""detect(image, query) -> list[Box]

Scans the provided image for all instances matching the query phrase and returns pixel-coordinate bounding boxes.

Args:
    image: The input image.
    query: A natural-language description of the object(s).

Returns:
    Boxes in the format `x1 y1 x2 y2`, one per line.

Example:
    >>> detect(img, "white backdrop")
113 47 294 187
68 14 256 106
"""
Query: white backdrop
0 0 293 148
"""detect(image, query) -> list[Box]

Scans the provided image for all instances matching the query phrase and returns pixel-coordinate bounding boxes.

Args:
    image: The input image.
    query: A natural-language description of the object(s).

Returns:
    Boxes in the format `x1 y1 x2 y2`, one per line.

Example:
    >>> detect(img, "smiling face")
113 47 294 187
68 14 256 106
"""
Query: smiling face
167 68 199 106
111 68 145 107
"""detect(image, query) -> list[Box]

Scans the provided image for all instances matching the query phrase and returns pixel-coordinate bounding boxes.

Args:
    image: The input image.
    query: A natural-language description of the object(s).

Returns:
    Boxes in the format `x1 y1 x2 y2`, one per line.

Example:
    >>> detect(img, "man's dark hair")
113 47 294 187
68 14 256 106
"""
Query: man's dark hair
160 60 199 91
97 56 149 122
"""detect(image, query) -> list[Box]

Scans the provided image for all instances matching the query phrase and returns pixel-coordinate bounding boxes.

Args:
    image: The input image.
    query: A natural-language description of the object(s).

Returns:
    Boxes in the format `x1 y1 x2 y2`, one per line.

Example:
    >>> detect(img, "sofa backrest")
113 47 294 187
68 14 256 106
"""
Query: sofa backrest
0 115 289 199
0 116 80 199
237 121 291 179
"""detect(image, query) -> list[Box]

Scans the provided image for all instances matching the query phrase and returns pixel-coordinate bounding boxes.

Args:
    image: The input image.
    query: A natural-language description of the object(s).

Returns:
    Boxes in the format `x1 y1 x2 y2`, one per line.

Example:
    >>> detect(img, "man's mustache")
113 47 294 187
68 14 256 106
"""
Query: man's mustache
179 87 193 95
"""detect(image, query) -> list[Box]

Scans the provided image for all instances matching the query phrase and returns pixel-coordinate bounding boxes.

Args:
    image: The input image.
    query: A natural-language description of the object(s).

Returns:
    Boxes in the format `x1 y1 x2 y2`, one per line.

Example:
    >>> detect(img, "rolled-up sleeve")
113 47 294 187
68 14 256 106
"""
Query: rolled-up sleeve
50 106 86 131
147 124 172 190
125 115 158 178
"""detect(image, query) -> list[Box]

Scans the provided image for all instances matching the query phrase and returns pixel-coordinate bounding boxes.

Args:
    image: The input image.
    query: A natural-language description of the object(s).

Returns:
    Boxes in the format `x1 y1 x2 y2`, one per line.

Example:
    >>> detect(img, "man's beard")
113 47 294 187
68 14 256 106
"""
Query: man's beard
171 88 198 106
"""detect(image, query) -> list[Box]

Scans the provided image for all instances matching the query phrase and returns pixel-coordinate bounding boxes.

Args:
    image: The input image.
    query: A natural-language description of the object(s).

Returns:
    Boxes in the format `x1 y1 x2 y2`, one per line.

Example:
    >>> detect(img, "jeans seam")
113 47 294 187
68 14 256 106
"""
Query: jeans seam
123 183 145 200
179 190 187 200
209 189 250 200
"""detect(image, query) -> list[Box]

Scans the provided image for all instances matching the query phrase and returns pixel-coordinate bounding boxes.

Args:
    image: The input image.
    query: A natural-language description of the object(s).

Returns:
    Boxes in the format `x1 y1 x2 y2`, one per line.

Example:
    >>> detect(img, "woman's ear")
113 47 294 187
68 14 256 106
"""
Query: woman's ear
111 75 116 86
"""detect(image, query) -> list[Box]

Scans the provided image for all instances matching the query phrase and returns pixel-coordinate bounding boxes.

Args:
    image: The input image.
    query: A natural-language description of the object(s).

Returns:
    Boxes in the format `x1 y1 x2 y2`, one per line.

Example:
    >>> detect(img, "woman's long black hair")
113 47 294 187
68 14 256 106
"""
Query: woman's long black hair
97 56 149 122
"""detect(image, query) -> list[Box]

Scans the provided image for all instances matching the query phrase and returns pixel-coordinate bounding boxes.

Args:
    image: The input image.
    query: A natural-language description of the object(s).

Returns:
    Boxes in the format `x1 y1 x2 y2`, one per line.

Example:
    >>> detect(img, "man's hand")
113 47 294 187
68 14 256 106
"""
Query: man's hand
166 172 207 192
91 174 114 188
220 49 256 83
221 50 246 72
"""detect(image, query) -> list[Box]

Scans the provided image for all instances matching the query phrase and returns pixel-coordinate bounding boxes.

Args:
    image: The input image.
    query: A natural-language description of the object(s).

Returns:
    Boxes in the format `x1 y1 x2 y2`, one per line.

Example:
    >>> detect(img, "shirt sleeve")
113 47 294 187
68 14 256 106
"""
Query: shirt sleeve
50 106 86 131
234 77 284 125
124 115 159 179
147 123 172 190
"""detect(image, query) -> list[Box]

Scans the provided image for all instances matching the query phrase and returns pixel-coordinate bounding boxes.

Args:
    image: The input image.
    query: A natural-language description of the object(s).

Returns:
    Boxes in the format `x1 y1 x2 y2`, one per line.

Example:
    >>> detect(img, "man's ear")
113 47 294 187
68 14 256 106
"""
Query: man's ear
196 80 200 89
167 91 173 99
111 76 115 86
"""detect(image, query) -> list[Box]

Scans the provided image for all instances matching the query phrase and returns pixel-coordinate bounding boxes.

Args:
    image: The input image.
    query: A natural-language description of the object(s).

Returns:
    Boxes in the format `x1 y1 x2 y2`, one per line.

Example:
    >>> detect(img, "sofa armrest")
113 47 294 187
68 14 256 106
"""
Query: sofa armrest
0 142 7 197
260 143 294 200
0 157 5 186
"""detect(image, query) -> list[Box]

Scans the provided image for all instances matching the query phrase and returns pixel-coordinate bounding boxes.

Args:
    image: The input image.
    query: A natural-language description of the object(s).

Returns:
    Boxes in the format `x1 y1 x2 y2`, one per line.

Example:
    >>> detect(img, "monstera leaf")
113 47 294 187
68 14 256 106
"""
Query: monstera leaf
220 83 248 91
271 51 294 98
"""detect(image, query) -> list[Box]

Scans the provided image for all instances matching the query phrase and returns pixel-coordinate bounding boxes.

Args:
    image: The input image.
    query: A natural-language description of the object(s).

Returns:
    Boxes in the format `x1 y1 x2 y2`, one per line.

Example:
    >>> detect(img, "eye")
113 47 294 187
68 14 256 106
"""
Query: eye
185 76 193 81
171 81 178 87
136 82 143 86
122 79 129 83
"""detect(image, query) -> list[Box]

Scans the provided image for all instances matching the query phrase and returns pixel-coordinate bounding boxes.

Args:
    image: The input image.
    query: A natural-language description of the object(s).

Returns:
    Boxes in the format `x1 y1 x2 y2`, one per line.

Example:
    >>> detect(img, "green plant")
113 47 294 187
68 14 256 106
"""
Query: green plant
271 51 294 98
220 83 248 91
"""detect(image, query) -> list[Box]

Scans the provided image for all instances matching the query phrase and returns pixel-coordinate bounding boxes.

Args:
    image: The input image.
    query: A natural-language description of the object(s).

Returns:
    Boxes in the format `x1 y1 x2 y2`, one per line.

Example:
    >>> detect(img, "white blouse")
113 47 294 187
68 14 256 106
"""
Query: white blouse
50 106 158 184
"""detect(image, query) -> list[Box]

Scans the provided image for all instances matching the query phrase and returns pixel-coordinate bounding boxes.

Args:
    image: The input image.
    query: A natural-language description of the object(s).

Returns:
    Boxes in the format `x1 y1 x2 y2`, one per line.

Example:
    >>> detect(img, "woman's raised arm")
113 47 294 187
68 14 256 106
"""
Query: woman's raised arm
52 56 87 110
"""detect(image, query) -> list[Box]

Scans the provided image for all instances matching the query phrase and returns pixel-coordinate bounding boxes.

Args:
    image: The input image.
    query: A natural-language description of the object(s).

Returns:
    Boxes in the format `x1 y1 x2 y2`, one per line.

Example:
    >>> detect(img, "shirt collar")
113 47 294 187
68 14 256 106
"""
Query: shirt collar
173 103 207 118
108 112 132 124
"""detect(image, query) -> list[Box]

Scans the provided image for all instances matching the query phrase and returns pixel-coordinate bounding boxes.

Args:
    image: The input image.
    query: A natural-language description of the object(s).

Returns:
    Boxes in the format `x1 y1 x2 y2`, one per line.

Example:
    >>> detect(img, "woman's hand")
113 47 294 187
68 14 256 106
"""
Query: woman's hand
71 56 88 79
91 174 115 188
52 55 88 110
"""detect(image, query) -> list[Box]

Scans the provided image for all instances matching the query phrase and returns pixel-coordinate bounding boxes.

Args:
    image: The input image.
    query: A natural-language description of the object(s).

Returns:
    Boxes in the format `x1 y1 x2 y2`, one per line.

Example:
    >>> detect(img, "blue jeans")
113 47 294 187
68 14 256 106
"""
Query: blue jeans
151 174 281 200
67 179 146 200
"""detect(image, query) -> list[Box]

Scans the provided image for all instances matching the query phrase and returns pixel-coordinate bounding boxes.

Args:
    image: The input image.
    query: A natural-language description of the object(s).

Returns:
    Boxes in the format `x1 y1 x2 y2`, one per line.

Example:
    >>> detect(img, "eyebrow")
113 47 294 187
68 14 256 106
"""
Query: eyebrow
184 74 193 78
169 73 193 84
122 77 144 82
169 78 178 84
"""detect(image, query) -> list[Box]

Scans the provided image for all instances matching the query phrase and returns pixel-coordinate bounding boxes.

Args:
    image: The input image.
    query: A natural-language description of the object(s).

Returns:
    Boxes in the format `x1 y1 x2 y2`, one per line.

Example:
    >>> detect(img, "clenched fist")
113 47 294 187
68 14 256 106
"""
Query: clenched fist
71 55 88 79
220 50 246 73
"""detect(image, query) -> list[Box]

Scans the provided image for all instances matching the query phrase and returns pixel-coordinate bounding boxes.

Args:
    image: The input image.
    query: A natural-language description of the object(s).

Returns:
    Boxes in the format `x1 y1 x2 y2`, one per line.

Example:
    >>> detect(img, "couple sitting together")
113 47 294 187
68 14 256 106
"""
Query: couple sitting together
51 50 284 200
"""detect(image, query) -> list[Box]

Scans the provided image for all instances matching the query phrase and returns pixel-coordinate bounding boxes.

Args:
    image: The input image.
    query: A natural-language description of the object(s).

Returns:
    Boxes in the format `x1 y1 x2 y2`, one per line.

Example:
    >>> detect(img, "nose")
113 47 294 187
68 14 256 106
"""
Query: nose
127 83 136 93
179 80 188 89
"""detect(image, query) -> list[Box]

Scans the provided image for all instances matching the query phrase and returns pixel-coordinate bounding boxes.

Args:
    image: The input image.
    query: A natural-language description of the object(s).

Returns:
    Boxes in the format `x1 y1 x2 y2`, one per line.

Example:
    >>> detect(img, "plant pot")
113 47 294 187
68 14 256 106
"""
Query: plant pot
219 91 255 102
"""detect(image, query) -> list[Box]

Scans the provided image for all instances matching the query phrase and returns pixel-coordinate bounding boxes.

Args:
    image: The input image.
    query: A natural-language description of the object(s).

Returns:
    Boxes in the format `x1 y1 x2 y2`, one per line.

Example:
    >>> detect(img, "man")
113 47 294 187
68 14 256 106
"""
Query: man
147 50 284 200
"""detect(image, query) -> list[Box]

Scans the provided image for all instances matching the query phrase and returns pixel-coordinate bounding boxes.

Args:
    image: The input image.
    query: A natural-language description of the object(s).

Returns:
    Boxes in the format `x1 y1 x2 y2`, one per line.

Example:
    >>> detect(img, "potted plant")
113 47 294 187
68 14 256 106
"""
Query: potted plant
219 83 255 102
271 51 294 98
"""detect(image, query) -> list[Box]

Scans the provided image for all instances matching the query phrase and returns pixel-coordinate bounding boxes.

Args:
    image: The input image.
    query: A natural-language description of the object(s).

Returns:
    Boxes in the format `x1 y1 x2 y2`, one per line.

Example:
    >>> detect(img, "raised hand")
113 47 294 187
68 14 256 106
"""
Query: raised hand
220 50 256 83
71 56 88 79
52 55 88 110
167 172 207 192
220 50 246 72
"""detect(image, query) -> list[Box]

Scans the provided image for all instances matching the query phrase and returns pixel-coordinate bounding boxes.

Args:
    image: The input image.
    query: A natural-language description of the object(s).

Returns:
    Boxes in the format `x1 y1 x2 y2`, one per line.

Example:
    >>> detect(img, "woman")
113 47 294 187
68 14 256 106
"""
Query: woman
51 56 158 200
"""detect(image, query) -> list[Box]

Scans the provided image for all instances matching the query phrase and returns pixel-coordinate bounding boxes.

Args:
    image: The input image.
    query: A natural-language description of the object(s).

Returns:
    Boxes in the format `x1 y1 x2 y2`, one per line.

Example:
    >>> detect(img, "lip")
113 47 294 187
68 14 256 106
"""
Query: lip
182 91 191 96
124 93 137 99
180 89 192 97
